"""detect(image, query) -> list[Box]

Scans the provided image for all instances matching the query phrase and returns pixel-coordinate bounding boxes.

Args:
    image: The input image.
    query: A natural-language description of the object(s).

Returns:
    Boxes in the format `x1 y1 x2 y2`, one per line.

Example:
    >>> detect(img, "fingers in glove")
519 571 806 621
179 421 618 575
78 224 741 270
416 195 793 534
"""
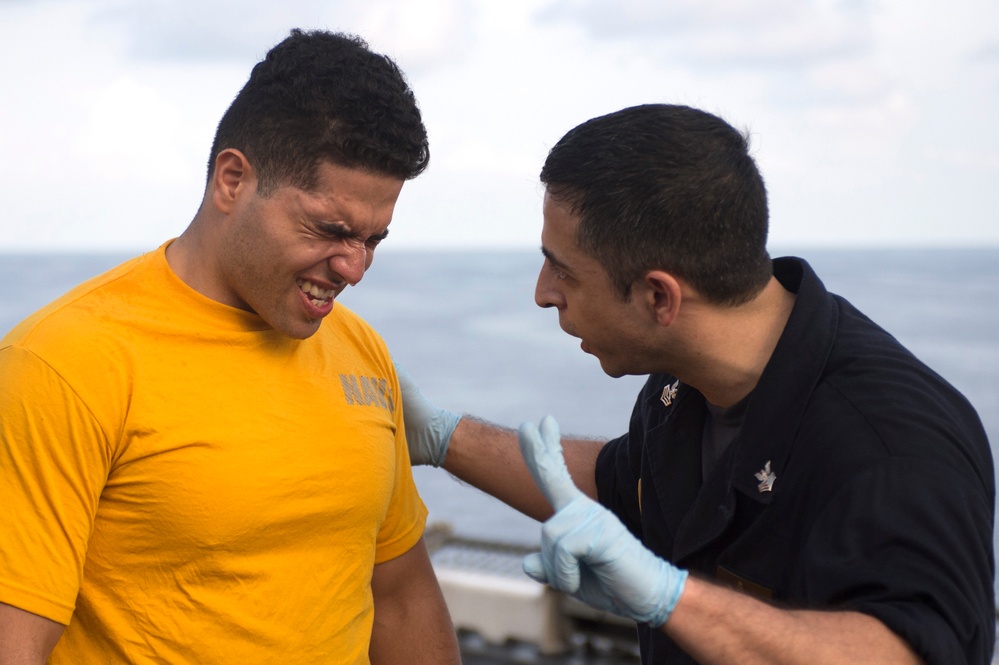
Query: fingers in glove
522 552 548 584
518 414 582 511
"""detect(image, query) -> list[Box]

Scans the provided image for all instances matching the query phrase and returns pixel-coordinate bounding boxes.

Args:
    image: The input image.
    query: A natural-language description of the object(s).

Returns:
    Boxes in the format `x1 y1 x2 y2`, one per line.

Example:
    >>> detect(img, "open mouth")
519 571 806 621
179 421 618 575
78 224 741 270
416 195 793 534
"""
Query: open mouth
297 279 335 308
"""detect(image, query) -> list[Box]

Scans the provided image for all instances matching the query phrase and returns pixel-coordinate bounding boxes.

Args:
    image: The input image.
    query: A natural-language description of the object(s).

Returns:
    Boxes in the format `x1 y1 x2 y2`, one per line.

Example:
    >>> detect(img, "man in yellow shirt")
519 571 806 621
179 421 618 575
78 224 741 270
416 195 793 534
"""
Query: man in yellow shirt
0 29 459 664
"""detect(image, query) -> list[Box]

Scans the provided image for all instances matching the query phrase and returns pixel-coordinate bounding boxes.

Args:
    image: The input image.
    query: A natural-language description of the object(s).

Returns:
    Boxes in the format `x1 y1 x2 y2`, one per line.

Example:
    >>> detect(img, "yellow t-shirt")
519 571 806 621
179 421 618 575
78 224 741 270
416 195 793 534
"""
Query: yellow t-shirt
0 243 427 664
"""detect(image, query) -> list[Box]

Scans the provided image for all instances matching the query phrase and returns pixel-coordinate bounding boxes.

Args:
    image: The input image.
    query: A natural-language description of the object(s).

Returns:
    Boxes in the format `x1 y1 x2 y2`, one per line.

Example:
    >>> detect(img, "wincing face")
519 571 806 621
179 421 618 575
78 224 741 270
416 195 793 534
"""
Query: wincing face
534 193 662 378
214 160 405 339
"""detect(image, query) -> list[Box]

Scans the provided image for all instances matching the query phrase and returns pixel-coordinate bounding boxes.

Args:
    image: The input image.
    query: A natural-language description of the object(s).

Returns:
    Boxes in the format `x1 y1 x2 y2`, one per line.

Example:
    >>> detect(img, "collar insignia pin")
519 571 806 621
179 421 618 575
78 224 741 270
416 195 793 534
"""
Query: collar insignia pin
660 380 680 408
755 461 776 493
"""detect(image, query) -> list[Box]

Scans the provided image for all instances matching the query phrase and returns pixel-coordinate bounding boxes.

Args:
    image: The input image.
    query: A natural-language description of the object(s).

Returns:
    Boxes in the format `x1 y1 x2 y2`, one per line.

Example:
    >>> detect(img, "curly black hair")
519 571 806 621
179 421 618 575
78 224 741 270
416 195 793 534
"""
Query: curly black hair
208 29 429 195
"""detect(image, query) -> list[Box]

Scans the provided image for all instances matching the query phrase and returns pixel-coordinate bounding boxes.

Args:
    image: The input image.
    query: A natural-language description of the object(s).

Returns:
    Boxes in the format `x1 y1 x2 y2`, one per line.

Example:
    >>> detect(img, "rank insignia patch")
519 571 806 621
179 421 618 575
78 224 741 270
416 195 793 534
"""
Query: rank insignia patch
754 461 776 493
660 380 680 408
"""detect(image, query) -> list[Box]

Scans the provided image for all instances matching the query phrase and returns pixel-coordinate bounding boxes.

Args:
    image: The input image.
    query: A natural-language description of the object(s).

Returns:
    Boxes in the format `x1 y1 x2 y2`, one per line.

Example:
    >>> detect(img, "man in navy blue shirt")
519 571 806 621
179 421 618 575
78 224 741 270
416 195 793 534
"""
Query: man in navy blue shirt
400 104 995 665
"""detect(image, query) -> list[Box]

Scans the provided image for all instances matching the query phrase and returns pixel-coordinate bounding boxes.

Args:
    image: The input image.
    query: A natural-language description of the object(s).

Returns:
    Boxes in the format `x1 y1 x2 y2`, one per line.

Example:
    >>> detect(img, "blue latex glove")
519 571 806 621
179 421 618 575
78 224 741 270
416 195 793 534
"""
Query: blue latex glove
519 415 688 627
394 362 461 467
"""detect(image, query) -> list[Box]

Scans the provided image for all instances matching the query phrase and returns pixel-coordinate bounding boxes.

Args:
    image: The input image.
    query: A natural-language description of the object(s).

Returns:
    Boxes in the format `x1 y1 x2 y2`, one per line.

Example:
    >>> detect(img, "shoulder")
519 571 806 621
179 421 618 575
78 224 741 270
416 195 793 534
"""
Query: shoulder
792 350 993 522
769 262 991 486
2 252 151 352
825 302 987 462
0 253 158 428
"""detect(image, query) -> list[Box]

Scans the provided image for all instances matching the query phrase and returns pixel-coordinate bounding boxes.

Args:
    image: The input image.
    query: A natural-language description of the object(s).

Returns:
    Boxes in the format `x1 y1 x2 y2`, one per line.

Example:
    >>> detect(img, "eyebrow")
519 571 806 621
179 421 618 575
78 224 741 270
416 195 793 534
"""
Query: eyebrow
540 245 570 272
314 220 390 242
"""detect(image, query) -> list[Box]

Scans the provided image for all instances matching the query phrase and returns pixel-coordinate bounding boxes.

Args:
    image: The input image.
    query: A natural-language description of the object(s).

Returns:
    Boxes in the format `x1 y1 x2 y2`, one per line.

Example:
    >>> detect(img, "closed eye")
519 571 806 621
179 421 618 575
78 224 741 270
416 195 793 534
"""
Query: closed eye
312 221 388 249
313 220 351 240
366 229 390 248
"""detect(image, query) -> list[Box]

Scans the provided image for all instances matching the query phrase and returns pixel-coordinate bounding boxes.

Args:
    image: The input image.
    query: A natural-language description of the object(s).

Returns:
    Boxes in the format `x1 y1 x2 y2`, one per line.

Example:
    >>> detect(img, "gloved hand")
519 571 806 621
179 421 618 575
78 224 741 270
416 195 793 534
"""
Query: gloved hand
394 362 461 467
519 415 688 627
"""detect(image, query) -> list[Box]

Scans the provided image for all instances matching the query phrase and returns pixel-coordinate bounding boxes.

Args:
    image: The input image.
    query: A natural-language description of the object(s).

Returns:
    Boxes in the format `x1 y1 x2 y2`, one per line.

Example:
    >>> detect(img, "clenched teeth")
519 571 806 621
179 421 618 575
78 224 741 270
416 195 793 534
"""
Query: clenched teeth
298 280 334 306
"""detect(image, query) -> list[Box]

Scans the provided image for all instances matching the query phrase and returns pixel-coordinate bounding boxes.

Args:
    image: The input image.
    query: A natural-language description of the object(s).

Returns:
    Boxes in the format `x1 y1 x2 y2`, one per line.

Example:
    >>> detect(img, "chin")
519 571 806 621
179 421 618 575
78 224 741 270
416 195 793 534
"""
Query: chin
594 357 623 379
293 322 324 339
268 319 322 340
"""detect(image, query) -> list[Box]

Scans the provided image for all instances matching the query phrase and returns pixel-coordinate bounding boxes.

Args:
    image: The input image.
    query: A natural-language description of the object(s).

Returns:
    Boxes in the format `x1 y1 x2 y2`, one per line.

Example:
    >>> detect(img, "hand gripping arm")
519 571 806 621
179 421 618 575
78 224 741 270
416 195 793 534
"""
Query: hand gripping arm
394 362 461 467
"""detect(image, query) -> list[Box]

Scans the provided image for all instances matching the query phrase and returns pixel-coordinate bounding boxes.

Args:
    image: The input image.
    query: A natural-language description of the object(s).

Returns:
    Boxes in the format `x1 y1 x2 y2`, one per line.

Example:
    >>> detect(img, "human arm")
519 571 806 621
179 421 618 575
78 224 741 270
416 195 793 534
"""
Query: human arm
445 416 604 521
368 536 460 665
395 362 605 521
0 348 106 663
664 578 922 665
519 415 925 665
0 603 64 665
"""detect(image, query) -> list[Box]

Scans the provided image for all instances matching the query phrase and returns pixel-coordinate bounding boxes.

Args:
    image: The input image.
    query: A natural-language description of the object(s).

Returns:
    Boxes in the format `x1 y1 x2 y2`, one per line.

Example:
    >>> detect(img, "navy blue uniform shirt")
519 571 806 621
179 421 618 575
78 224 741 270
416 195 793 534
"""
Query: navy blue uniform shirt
596 257 995 664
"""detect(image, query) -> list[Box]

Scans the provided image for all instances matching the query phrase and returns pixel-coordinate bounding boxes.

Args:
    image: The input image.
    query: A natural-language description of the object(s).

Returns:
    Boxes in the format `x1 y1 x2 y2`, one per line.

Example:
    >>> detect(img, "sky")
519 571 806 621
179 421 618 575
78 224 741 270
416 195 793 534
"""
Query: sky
1 0 997 253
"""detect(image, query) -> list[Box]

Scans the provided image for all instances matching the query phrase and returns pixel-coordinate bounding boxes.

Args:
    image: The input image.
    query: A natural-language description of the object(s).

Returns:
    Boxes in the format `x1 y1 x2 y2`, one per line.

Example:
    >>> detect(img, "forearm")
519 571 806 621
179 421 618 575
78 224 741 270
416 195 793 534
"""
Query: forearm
444 416 604 521
664 576 924 665
0 603 64 665
369 598 459 665
369 539 460 665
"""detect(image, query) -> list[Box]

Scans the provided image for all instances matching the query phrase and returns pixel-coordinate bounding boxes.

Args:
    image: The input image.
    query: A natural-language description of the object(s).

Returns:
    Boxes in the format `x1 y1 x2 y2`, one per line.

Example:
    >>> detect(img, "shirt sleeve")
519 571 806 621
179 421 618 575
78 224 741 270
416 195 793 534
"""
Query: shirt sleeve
799 457 994 665
0 346 110 624
372 364 428 564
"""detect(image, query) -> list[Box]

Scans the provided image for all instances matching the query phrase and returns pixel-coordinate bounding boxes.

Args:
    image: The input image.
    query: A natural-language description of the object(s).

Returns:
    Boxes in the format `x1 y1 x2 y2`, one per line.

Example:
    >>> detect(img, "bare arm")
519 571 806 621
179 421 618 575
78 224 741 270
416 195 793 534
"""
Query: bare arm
395 363 605 519
665 576 924 665
0 603 64 665
368 536 460 665
443 416 605 521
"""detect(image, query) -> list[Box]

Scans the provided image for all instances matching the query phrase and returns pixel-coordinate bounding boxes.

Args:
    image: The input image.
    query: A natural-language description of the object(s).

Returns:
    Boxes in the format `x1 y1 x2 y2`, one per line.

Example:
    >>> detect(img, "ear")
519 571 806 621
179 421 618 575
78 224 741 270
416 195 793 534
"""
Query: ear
643 270 683 327
210 149 255 214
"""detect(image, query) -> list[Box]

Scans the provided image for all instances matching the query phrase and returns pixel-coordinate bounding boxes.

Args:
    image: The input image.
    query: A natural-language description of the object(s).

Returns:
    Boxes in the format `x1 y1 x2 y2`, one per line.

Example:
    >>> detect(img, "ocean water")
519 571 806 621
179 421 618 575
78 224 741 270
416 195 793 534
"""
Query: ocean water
2 247 998 586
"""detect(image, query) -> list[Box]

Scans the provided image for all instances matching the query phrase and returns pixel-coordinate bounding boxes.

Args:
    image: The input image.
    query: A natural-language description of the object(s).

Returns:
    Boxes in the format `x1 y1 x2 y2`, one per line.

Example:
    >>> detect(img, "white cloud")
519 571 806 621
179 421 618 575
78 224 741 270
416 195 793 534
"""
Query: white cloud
0 0 997 251
537 0 872 67
348 0 476 72
73 77 190 181
90 0 476 73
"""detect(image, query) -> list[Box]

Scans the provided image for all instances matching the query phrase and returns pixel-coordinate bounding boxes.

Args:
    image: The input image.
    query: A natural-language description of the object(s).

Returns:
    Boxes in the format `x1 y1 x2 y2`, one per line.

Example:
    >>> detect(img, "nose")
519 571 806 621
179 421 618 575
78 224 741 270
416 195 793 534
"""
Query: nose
535 262 565 309
328 242 369 287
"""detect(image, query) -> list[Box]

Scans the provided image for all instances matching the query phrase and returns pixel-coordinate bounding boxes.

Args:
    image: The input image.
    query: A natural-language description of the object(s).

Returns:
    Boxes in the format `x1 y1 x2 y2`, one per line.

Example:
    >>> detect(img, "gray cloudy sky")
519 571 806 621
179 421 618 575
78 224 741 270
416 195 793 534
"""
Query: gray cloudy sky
1 0 997 251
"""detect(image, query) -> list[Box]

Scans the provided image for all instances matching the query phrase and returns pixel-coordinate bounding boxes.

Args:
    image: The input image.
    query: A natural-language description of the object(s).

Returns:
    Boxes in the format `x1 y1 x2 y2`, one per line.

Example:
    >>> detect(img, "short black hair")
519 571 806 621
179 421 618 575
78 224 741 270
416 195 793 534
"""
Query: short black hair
208 29 429 195
540 104 772 306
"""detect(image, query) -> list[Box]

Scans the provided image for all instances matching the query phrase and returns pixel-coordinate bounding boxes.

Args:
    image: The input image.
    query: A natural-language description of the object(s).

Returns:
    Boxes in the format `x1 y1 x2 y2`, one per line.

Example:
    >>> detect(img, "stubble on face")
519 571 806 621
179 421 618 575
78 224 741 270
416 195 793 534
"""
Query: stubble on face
217 164 404 340
538 193 664 379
